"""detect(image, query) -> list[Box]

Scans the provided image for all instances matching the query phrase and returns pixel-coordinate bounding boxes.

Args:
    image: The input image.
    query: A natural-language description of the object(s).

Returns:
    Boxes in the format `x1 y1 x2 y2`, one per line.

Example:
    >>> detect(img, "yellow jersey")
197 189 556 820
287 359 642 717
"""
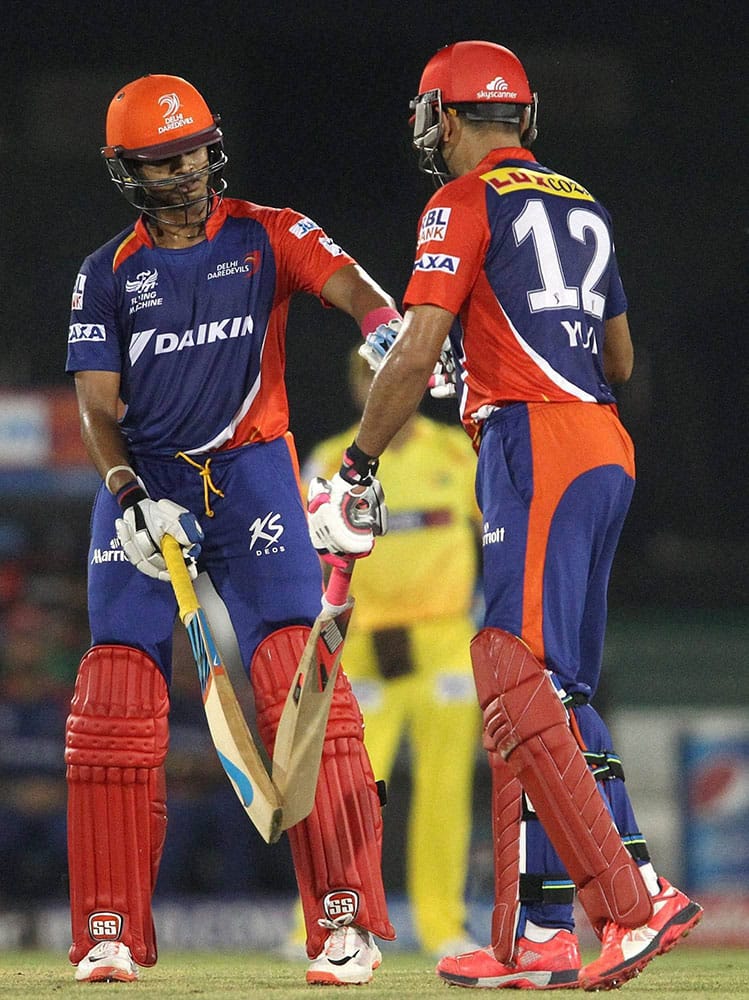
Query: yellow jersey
304 416 480 630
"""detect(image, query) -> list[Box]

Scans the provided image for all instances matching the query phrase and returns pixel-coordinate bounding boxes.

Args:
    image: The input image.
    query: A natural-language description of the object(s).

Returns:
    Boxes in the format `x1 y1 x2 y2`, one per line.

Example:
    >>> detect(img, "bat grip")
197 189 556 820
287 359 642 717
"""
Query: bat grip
162 534 200 621
324 560 354 609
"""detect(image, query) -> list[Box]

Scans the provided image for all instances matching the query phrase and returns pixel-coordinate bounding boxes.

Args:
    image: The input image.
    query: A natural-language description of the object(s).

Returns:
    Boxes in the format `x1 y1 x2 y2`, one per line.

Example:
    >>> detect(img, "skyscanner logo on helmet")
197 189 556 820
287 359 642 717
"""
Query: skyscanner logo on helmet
157 92 194 134
477 76 519 99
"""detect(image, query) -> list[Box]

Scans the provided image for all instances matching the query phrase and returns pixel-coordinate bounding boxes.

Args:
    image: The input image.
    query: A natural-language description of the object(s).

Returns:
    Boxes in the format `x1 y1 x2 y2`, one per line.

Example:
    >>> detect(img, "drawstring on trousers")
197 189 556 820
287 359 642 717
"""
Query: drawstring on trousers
175 452 225 518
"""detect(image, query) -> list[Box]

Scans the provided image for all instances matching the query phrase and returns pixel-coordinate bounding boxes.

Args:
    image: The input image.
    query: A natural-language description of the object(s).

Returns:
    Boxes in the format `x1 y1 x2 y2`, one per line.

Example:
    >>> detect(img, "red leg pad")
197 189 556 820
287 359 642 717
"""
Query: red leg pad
65 645 169 967
489 749 523 962
252 627 395 957
472 629 652 936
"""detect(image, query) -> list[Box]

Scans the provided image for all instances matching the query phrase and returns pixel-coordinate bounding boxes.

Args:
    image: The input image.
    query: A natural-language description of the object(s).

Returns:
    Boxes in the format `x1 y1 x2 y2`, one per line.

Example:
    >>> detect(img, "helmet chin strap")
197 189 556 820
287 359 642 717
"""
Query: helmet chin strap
143 189 212 231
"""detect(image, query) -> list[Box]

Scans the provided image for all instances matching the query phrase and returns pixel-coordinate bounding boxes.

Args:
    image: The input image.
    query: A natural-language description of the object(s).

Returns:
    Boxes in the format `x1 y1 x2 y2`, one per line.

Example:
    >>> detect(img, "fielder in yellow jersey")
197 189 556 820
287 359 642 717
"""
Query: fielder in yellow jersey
301 349 482 955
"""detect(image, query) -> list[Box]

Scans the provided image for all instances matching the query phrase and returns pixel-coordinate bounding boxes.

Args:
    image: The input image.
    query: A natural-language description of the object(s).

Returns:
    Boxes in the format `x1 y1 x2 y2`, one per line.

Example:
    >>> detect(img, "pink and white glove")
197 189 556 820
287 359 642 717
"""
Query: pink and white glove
307 474 388 558
427 337 457 398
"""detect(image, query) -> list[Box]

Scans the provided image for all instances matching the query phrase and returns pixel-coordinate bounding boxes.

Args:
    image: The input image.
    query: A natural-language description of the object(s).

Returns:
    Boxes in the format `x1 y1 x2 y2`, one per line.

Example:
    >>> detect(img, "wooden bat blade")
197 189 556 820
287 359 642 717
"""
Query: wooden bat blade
272 601 354 830
162 535 284 844
188 610 284 843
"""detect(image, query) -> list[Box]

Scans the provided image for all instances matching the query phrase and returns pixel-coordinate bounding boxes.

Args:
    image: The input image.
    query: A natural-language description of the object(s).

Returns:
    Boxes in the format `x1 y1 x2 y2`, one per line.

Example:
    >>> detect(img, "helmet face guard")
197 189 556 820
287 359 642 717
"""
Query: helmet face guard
410 88 448 182
103 137 228 225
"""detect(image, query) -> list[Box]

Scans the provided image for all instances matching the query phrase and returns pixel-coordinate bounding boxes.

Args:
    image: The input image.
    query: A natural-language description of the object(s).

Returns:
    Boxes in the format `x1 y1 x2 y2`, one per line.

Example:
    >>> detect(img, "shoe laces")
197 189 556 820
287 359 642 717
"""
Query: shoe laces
316 914 362 960
318 913 355 932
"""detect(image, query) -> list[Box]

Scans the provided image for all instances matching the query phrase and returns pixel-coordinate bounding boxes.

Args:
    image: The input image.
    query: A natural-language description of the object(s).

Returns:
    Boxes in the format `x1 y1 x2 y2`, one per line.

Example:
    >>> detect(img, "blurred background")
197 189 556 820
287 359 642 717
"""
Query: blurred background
0 0 746 953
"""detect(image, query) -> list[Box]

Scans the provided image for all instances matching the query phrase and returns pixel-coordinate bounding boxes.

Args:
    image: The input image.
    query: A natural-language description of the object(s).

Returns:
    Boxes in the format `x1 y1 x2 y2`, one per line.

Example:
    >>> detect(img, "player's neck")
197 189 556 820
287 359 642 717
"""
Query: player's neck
147 210 208 248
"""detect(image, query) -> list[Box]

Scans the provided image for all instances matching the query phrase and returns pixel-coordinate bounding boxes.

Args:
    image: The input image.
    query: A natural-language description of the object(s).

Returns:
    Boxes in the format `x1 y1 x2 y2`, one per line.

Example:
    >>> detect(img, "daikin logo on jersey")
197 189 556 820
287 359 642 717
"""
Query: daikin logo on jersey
128 314 254 365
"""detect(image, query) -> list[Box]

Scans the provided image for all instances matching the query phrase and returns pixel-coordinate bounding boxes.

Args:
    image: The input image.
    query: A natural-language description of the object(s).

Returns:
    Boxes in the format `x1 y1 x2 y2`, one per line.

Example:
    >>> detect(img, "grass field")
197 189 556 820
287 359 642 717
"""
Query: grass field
0 948 748 999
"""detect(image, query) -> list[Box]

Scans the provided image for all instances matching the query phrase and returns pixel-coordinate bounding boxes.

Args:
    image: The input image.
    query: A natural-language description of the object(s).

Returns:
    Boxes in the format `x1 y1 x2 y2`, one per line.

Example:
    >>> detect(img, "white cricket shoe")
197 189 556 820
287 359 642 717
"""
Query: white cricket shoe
306 923 382 985
74 941 139 983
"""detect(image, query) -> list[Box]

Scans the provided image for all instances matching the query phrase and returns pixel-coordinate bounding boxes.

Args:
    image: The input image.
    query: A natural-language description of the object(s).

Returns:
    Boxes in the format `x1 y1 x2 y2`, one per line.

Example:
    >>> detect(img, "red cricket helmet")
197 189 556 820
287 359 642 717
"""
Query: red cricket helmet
411 41 538 183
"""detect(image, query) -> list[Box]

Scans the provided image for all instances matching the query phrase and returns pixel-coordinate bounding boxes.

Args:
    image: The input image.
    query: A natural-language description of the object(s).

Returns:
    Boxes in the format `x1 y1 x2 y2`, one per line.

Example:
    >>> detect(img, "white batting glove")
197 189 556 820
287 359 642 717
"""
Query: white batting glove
116 498 203 581
358 317 401 372
307 474 388 557
428 338 457 398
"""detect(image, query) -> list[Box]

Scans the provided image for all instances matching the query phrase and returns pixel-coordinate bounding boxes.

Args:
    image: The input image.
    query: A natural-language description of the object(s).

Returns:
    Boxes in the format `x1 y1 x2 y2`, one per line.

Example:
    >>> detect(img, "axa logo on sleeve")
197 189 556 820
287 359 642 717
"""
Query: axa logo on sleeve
69 324 106 343
413 253 460 274
417 207 451 247
128 314 254 365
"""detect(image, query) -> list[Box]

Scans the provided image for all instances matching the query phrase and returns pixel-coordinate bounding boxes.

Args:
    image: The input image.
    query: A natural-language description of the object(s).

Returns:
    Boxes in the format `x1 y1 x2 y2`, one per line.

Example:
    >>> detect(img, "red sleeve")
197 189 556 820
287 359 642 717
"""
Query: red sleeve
404 179 490 314
262 206 356 300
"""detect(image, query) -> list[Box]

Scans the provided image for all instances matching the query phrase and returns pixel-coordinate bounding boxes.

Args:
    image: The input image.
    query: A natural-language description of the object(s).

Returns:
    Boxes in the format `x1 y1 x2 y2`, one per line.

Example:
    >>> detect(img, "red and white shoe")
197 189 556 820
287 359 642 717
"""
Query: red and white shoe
74 941 138 982
436 930 581 990
580 879 703 991
306 923 382 985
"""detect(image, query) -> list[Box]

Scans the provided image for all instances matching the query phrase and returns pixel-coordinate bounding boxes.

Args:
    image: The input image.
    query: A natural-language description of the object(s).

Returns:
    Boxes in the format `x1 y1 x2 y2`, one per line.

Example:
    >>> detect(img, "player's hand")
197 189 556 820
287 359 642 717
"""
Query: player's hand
116 498 203 581
358 317 401 371
428 338 457 398
307 474 388 557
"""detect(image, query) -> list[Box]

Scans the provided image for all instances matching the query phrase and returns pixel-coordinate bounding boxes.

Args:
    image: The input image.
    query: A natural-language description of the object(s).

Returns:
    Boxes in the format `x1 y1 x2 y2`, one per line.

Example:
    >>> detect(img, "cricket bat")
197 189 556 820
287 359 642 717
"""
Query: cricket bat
272 559 355 830
162 534 284 844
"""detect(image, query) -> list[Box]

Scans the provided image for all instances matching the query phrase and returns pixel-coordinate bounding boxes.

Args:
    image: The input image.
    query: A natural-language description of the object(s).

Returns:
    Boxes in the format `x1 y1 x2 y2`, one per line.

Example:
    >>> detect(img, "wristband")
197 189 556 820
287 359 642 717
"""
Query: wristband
116 480 148 510
360 306 401 339
105 464 136 494
340 441 379 485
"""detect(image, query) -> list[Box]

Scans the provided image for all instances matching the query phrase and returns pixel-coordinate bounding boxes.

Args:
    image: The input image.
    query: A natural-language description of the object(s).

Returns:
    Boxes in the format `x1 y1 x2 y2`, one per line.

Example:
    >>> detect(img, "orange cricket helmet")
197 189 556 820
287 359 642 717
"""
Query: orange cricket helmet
101 74 227 221
410 41 538 183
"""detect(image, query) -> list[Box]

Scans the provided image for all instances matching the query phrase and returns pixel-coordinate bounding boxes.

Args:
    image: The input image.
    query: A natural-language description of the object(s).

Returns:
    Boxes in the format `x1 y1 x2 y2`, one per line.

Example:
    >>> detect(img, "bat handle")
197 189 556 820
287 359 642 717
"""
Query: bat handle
162 534 200 621
324 559 354 610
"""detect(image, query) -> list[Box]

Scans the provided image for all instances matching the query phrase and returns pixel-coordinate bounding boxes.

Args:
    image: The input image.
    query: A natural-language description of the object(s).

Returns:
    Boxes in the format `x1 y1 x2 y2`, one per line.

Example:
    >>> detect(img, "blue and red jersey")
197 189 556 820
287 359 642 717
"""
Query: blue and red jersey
66 198 354 457
404 147 627 444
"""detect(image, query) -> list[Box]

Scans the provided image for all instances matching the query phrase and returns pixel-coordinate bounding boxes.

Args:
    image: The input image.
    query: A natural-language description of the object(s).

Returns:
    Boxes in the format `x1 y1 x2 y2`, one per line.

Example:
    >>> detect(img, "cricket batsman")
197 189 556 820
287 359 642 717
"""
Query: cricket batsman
307 41 703 992
64 73 397 985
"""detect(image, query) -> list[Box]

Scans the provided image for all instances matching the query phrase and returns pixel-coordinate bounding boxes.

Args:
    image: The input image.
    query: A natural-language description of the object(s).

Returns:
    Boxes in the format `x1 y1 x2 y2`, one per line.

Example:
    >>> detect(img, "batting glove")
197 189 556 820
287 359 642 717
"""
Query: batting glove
307 474 388 558
116 497 203 581
358 317 401 371
428 338 457 398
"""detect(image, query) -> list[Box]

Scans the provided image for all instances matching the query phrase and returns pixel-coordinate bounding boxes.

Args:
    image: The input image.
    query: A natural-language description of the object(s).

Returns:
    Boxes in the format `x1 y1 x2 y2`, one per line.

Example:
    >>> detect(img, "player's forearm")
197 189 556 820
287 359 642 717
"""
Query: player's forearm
356 355 429 457
80 411 133 490
355 305 450 457
322 264 397 324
